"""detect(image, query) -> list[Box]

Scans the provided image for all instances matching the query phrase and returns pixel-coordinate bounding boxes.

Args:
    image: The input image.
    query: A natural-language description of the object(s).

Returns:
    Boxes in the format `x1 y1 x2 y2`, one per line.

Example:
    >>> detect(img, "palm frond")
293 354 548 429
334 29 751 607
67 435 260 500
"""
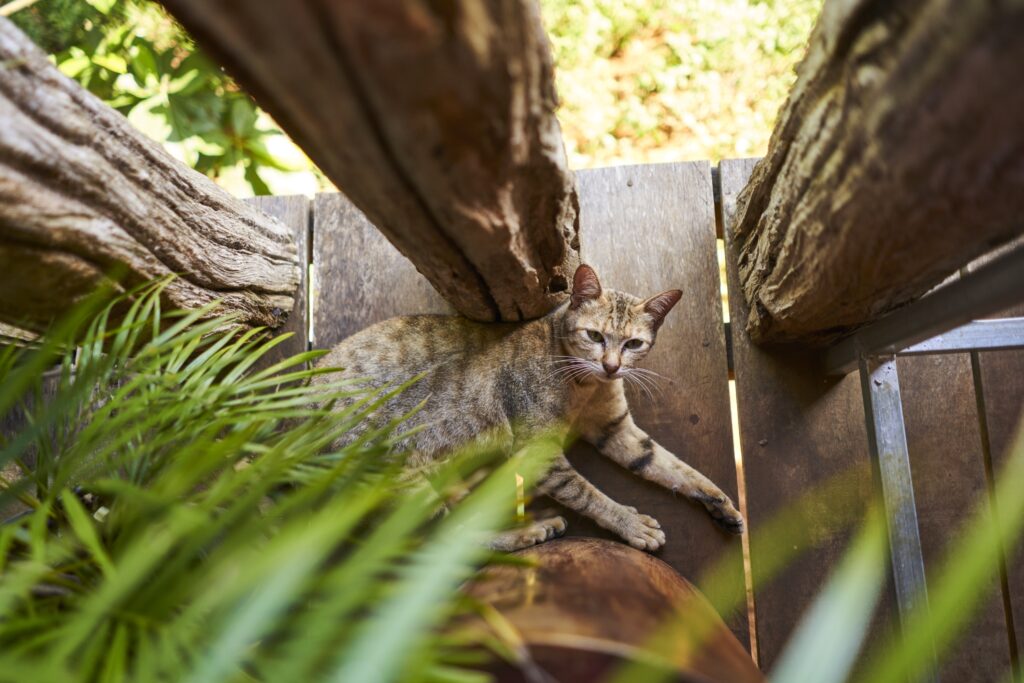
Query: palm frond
0 282 549 682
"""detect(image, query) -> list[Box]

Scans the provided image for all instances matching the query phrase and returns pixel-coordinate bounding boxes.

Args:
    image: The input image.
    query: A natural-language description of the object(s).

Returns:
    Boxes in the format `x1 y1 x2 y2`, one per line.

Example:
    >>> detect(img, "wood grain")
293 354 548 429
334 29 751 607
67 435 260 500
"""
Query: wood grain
968 239 1024 666
309 165 747 646
312 192 451 350
720 158 896 670
465 537 764 683
732 1 1024 343
245 195 310 369
898 353 1015 680
553 162 748 648
978 348 1024 668
0 18 299 333
159 0 579 323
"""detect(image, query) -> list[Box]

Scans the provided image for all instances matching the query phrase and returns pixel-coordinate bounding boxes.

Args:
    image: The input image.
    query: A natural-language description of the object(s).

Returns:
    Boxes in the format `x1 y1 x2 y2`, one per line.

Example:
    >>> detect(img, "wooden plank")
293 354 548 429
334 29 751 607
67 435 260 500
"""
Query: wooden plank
978 345 1024 668
898 352 1015 680
555 162 748 648
311 192 451 350
245 195 310 369
720 158 897 670
968 238 1024 668
311 171 746 646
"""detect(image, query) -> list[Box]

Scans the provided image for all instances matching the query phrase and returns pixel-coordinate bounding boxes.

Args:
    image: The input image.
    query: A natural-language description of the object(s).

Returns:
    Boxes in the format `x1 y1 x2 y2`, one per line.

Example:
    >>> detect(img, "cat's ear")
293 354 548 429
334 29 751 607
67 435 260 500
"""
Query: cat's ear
642 289 682 330
570 264 603 309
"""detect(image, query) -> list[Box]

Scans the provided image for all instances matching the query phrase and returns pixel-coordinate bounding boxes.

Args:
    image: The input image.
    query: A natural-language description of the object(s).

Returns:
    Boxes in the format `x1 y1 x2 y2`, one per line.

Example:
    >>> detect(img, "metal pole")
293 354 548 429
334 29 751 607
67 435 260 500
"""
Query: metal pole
858 354 938 683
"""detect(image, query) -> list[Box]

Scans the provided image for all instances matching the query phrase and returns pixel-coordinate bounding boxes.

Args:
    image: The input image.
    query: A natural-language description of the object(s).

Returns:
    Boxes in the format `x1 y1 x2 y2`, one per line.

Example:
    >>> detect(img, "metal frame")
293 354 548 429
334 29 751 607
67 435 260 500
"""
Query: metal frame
826 244 1024 375
826 242 1024 682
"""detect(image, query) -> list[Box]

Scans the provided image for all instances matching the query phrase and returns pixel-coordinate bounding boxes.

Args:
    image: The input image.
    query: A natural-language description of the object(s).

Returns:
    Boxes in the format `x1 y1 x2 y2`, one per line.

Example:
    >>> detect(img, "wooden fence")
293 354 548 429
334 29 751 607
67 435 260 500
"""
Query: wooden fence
245 160 1023 680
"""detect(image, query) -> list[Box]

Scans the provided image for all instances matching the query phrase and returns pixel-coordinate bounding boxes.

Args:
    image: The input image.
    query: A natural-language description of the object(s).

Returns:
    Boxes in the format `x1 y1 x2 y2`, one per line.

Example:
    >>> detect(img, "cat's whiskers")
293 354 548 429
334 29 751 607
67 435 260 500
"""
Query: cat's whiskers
629 366 671 384
621 368 660 402
542 358 592 383
624 372 656 403
635 371 664 397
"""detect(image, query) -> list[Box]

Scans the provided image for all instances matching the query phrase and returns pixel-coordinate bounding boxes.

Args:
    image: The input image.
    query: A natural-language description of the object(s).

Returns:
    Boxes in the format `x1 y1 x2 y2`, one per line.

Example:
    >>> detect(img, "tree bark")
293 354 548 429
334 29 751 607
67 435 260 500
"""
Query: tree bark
159 0 580 322
733 0 1024 344
0 18 299 334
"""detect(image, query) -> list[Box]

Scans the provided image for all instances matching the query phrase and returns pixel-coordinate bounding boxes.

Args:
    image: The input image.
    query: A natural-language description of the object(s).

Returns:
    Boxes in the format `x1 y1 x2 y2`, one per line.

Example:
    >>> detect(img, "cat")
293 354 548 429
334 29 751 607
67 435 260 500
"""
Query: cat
312 264 744 552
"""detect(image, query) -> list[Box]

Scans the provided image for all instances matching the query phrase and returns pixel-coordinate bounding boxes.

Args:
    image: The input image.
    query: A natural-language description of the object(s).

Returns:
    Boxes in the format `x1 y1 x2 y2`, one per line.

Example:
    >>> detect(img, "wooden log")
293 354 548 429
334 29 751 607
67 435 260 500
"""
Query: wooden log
732 1 1024 344
464 538 764 683
158 0 580 323
0 18 299 334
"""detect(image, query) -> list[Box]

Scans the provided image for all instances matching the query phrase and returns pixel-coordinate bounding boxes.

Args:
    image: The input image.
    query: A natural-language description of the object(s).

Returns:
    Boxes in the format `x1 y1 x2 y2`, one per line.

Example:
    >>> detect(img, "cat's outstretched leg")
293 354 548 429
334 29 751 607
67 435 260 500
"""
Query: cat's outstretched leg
537 454 665 550
585 411 745 534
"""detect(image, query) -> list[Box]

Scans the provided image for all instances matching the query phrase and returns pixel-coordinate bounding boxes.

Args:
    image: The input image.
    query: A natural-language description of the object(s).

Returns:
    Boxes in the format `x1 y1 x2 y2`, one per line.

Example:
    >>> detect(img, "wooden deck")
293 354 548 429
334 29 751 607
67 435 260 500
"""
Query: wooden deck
247 160 1024 680
236 160 1024 680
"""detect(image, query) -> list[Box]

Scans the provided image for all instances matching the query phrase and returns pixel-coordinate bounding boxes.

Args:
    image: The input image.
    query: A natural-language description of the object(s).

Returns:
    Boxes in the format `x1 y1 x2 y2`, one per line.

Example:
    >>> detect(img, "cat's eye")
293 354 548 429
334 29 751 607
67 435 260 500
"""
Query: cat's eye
585 330 604 344
624 338 645 350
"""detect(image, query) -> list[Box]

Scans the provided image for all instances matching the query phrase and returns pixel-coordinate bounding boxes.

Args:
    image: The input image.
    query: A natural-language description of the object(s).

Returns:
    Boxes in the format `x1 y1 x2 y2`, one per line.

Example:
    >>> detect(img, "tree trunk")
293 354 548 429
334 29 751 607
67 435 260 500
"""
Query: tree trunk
159 0 580 323
733 0 1024 345
0 18 299 334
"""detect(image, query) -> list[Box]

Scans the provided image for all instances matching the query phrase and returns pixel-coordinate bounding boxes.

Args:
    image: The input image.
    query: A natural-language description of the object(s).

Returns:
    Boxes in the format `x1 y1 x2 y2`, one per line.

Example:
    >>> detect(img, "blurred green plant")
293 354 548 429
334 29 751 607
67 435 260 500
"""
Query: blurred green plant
0 281 557 682
539 0 822 166
609 427 1024 683
8 0 308 195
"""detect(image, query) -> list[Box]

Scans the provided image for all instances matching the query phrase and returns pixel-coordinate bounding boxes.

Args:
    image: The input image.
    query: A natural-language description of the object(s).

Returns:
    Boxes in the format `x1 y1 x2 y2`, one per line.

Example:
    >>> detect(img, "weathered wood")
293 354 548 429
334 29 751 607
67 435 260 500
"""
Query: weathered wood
553 162 748 647
0 18 299 334
160 0 580 323
898 352 1015 681
732 1 1024 344
465 538 764 683
312 193 452 351
977 346 1024 668
721 158 897 670
244 195 310 368
969 240 1024 668
309 164 746 644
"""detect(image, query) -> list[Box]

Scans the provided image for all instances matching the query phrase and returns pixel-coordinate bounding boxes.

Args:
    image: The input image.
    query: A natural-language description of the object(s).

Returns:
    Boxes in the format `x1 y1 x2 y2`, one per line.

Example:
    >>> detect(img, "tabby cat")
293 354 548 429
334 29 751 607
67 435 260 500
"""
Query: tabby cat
313 264 743 551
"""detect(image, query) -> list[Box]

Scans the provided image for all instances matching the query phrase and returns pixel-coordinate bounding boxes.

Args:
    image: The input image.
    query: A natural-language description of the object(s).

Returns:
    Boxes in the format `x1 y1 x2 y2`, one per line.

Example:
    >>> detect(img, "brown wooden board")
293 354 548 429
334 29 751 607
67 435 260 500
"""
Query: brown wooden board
245 195 310 369
553 162 748 648
898 352 1015 680
978 344 1024 668
961 239 1024 668
310 170 748 648
719 158 897 671
311 192 451 350
976 281 1024 671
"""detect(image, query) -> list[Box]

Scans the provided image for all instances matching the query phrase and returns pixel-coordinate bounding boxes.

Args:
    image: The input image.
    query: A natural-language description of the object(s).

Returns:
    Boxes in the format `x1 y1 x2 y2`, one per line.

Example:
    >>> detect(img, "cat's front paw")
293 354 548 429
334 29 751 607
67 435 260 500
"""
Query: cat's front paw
616 506 665 551
520 516 569 547
694 489 744 534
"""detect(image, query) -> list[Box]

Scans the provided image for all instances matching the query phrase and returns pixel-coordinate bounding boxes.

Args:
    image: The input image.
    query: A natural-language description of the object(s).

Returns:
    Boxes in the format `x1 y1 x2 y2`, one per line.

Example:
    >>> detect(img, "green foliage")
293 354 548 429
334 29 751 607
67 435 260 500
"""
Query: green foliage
539 0 823 164
9 0 300 196
0 282 552 682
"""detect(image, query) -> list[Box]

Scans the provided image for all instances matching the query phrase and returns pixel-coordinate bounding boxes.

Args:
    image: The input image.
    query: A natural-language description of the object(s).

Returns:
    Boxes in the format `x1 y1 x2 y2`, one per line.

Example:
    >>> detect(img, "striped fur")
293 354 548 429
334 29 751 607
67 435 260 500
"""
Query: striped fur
313 265 743 551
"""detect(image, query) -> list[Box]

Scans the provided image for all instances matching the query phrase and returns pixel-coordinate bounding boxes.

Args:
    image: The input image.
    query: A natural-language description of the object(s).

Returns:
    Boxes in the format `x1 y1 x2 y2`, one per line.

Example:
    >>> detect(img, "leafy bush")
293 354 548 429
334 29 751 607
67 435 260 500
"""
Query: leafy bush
10 0 318 196
0 282 553 682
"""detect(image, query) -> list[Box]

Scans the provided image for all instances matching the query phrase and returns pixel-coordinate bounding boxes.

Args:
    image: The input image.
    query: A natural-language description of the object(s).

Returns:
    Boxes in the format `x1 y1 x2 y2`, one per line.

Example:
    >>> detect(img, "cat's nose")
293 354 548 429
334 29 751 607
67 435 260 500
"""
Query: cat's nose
602 360 620 376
